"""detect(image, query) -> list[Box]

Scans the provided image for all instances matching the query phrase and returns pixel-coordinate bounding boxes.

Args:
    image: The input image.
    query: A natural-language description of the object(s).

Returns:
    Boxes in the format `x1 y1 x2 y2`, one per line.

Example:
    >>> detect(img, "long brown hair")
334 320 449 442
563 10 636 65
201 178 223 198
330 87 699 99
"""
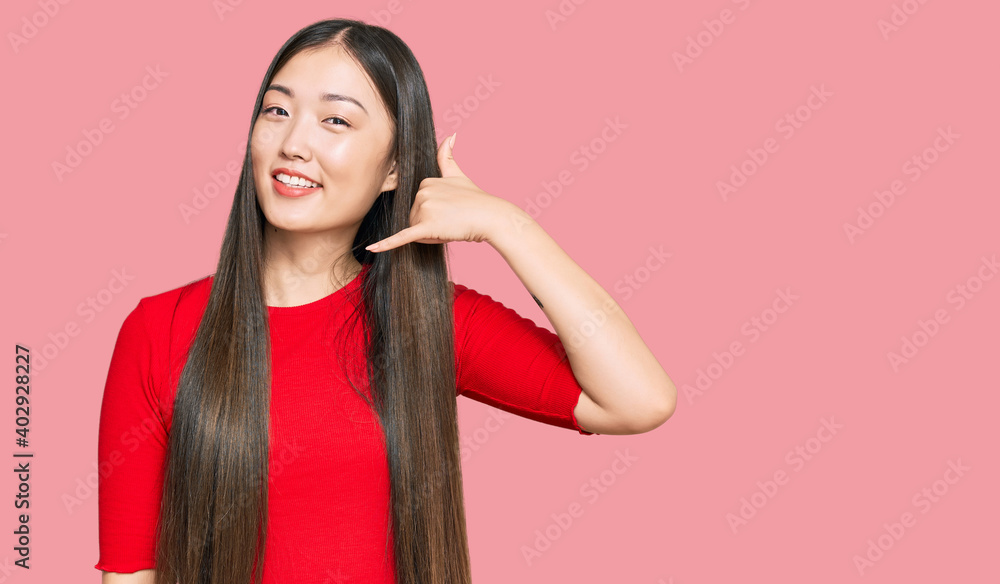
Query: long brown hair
154 19 471 584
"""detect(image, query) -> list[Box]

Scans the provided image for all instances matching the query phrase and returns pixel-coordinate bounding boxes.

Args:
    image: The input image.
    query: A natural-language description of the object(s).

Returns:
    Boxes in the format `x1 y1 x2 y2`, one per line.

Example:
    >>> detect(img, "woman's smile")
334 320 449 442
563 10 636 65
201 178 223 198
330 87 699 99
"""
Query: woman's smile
271 167 323 197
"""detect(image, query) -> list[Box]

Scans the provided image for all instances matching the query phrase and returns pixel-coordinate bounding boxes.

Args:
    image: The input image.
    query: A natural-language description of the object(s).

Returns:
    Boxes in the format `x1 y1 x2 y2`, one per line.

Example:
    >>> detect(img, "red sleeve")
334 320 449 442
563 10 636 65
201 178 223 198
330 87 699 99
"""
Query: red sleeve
95 299 168 572
453 283 596 435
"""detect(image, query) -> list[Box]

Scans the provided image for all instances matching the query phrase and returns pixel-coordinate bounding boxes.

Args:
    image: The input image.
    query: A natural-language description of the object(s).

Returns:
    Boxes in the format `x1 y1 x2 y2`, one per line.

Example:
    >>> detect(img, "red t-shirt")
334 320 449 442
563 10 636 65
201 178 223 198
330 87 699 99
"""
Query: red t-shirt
94 264 594 581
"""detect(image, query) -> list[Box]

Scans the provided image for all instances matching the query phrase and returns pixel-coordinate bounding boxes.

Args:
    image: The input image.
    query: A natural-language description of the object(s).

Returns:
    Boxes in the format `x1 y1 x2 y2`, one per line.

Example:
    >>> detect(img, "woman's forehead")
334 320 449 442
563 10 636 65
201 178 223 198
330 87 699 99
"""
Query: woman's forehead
269 46 389 123
273 47 371 99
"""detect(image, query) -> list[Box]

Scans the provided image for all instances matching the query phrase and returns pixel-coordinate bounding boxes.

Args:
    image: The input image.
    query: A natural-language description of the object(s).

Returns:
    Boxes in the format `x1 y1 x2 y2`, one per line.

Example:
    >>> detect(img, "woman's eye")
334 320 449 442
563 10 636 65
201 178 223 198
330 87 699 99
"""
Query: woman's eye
260 107 348 127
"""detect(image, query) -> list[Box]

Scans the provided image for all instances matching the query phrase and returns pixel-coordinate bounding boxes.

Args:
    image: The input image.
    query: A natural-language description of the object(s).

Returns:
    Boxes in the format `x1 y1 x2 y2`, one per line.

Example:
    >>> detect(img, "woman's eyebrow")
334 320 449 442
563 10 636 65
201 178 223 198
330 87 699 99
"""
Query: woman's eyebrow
265 83 369 116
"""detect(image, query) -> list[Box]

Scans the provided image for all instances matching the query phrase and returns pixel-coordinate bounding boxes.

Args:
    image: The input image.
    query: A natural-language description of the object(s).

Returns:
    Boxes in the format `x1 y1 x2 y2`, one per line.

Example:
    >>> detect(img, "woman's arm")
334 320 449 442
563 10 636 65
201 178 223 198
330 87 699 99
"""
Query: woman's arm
486 207 677 435
365 134 676 434
102 569 155 584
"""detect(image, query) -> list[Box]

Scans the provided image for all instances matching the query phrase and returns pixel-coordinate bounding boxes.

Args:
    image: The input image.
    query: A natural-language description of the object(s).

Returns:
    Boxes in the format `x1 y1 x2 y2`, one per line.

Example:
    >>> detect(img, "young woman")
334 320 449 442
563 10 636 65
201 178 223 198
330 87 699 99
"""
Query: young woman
95 18 676 584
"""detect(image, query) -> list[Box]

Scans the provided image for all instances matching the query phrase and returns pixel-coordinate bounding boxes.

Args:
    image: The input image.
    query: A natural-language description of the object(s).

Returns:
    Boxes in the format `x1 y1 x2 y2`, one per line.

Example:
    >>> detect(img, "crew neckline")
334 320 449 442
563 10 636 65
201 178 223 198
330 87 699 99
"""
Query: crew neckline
266 263 369 316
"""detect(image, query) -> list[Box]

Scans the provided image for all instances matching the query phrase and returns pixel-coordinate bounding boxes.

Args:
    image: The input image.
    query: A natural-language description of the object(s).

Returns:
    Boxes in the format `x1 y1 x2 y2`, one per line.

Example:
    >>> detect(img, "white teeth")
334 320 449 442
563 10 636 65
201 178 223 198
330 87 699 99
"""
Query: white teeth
275 173 320 188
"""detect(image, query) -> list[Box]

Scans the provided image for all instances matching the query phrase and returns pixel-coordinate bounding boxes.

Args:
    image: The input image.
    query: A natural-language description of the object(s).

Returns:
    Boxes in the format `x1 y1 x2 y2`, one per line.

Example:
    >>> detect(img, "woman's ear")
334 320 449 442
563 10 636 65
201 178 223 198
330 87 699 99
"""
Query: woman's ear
380 160 398 192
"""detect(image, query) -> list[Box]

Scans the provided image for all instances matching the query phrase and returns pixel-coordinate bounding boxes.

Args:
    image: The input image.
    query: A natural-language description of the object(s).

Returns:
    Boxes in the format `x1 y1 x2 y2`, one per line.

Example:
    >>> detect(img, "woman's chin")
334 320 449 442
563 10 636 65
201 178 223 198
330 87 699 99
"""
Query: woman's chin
263 215 320 234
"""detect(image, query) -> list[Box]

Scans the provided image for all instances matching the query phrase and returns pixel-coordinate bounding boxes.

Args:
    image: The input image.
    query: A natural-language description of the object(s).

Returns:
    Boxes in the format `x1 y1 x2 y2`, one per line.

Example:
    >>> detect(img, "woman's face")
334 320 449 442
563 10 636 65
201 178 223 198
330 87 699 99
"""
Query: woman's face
251 44 398 234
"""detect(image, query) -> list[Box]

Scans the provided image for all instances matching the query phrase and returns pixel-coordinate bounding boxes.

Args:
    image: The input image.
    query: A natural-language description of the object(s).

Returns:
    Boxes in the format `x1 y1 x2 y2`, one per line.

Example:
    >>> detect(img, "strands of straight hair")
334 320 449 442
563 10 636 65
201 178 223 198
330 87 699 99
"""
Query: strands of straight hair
154 19 472 584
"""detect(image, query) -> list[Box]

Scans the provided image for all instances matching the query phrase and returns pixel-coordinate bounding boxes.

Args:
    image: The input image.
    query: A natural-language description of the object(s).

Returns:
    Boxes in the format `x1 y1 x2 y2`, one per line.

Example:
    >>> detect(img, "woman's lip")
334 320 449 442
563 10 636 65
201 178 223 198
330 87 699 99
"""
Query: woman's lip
273 168 320 183
272 175 322 198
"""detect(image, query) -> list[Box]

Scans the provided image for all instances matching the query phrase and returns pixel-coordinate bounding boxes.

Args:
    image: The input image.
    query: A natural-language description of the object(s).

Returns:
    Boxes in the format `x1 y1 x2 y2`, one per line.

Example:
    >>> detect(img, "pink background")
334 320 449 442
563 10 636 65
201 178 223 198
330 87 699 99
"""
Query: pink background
2 0 997 582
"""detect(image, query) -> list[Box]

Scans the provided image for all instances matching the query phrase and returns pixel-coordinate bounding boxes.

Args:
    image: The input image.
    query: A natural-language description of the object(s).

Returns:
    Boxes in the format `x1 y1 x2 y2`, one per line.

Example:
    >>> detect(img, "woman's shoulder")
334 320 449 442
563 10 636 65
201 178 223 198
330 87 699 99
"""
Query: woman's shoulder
448 279 530 330
449 279 517 307
448 280 480 312
134 274 213 328
449 280 485 300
